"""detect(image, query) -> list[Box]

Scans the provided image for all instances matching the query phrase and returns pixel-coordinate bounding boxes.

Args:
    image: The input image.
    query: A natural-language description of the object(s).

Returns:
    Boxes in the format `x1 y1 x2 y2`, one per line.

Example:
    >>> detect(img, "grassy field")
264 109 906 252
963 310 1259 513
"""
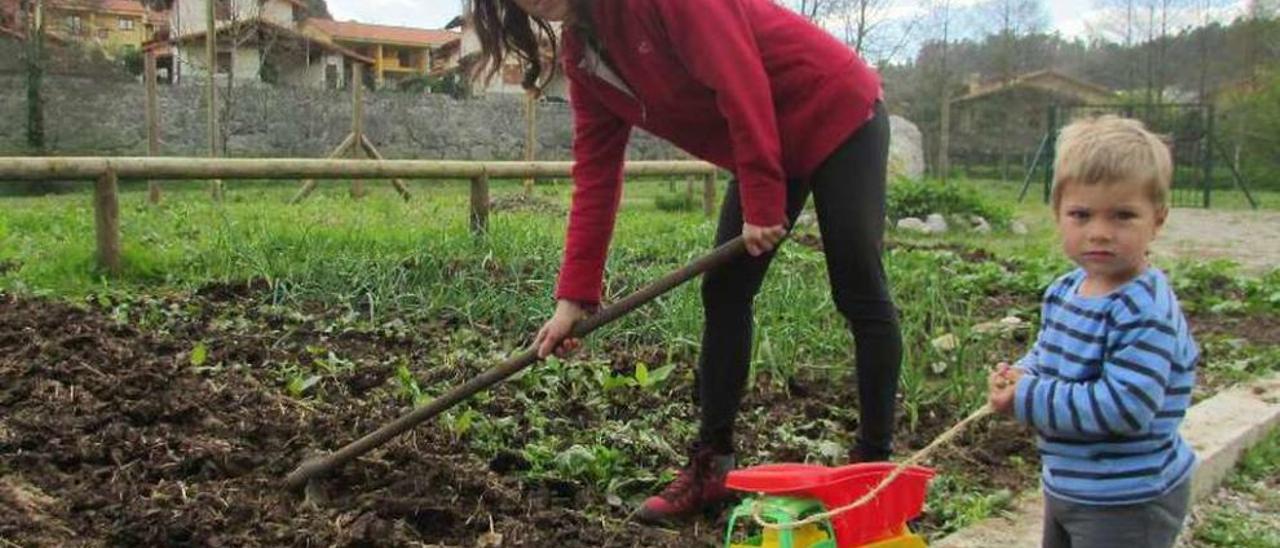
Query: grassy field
1 176 1276 545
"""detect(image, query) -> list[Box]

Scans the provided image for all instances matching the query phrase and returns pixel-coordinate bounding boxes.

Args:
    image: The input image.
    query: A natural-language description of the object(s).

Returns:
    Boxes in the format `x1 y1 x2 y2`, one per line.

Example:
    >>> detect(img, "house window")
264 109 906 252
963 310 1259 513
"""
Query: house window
118 17 134 30
214 0 231 21
216 51 232 75
325 63 338 89
66 15 83 35
398 50 411 68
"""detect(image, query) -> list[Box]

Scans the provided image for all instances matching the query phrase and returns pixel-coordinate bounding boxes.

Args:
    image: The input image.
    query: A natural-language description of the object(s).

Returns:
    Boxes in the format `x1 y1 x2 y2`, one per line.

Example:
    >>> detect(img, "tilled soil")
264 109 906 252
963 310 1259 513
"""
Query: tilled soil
0 293 688 547
18 275 1270 546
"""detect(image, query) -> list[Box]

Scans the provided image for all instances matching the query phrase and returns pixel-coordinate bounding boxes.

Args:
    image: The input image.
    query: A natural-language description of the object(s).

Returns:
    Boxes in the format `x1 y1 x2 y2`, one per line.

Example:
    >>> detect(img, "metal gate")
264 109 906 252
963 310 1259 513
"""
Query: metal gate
1023 103 1218 208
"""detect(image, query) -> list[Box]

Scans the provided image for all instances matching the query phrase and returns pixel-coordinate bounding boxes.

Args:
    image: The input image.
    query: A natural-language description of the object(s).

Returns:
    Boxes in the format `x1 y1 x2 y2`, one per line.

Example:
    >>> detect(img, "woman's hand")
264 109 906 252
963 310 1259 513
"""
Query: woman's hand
534 299 588 359
743 223 787 256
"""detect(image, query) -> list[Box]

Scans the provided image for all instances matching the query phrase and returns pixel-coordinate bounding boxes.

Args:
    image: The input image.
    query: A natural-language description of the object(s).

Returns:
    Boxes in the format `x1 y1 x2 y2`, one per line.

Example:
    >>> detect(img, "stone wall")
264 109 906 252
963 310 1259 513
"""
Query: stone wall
0 74 684 161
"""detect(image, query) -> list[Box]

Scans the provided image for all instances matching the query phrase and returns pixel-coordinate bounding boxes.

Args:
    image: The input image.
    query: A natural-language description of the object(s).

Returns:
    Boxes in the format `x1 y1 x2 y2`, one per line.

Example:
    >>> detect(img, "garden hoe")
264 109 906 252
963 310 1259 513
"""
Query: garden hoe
284 236 750 491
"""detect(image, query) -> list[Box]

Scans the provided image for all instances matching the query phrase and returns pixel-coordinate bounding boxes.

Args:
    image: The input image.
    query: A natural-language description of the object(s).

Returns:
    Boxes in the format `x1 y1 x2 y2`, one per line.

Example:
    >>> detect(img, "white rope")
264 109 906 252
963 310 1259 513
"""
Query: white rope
751 404 995 531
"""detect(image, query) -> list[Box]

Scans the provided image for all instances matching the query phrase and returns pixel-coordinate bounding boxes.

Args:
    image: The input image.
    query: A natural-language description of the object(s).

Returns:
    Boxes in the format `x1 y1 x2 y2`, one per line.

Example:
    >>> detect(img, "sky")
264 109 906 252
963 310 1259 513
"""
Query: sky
327 0 461 29
324 0 1250 42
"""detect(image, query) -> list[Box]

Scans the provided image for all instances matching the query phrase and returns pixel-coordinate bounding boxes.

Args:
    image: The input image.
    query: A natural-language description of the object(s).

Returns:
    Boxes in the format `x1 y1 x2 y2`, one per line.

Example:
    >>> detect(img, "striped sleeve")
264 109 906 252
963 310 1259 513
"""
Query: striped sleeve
1014 345 1042 375
1014 311 1176 437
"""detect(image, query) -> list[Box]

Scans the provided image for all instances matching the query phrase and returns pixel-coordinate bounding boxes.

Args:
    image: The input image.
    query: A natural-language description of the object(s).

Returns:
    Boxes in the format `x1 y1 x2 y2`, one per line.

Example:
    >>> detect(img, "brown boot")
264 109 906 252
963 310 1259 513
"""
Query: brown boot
635 445 737 524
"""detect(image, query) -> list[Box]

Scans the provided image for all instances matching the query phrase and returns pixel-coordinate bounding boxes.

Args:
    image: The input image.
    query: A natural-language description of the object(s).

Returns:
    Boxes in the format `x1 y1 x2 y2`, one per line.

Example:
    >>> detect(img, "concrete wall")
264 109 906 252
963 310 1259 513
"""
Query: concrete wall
260 0 294 27
171 0 206 36
275 51 342 89
0 74 682 161
175 43 260 83
172 0 277 36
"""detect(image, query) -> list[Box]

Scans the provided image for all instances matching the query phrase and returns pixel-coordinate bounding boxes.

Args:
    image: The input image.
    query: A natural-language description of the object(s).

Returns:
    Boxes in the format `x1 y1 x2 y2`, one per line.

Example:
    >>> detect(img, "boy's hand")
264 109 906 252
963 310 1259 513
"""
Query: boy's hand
987 362 1024 416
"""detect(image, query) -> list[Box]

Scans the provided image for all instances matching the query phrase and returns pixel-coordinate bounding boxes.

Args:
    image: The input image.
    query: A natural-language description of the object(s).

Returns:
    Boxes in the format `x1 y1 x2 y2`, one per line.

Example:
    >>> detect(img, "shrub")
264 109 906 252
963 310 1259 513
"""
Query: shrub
887 179 1012 227
653 191 697 212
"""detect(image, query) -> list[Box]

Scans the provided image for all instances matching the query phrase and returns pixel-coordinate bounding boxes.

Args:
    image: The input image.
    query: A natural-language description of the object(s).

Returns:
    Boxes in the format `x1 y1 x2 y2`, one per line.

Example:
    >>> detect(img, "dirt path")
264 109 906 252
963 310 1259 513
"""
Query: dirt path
1153 208 1280 274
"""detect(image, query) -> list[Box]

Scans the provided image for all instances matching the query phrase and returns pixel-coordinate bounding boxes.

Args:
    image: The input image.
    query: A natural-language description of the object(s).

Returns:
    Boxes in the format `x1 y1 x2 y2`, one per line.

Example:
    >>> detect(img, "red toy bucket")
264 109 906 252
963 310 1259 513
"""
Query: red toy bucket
726 463 934 547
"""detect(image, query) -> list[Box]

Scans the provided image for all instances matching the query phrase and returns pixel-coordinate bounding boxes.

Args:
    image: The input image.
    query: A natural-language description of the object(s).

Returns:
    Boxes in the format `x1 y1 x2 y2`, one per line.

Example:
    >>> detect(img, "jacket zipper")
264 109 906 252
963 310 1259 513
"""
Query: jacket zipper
580 46 646 124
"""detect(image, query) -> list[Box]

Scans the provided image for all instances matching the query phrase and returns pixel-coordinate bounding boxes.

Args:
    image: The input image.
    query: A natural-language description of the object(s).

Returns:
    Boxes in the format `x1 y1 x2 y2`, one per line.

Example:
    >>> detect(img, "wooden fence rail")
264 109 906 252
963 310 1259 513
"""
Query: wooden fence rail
0 157 720 275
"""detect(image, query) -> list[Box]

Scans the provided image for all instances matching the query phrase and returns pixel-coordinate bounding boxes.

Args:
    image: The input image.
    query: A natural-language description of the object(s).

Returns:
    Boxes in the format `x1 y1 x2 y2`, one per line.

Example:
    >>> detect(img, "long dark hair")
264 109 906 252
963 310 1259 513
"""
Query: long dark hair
469 0 596 93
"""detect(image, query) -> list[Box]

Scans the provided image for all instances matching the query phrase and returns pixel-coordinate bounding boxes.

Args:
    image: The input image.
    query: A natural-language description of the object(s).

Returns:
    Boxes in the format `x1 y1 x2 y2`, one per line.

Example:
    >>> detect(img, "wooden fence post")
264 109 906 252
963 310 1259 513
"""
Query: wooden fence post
205 0 222 203
351 62 366 199
94 168 121 275
144 50 161 205
703 171 717 218
470 174 489 234
523 90 537 195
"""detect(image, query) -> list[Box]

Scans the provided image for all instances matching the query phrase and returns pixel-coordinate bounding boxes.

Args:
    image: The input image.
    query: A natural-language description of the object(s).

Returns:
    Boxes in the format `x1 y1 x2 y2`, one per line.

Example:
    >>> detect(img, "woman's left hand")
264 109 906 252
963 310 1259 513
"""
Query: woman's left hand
743 223 787 257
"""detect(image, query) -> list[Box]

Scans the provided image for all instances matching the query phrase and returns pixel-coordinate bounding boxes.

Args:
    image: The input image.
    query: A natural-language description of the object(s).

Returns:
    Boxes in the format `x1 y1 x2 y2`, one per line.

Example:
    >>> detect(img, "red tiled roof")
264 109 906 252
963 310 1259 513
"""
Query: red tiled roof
52 0 146 15
275 0 309 10
170 17 375 64
306 19 459 47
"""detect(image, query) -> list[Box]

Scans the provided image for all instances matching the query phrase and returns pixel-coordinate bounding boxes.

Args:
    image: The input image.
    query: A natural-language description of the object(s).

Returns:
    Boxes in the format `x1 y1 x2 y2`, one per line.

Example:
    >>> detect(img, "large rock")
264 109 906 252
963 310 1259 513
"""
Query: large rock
925 213 949 234
888 115 925 182
896 217 930 233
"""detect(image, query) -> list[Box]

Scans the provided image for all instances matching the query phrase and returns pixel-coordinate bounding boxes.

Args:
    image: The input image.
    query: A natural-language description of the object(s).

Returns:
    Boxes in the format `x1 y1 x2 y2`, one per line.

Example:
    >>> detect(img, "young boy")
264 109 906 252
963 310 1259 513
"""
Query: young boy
988 115 1199 548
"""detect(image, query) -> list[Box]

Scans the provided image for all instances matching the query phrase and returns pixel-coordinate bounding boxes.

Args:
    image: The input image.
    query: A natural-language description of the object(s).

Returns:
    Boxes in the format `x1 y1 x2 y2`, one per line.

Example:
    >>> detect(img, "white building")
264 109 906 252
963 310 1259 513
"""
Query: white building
158 0 373 88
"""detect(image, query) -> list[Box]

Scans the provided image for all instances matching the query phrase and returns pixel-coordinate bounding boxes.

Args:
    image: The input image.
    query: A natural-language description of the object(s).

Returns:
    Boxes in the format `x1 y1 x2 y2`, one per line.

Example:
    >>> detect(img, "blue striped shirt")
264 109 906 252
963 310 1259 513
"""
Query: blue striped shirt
1014 267 1199 505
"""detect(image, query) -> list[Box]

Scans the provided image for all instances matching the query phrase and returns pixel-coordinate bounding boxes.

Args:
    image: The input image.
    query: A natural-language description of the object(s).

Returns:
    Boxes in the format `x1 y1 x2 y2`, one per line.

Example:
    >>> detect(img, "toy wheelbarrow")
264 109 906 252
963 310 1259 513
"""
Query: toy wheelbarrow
724 463 935 548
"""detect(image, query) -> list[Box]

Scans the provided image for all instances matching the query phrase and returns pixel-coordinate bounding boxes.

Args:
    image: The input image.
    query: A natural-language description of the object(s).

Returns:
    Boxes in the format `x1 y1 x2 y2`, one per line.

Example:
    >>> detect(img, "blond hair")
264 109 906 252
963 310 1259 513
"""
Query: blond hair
1052 115 1173 212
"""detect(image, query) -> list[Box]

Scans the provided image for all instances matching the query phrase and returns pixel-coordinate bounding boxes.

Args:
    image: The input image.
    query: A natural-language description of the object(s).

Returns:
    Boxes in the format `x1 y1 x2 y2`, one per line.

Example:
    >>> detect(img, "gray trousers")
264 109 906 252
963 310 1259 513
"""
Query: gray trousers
1043 479 1191 548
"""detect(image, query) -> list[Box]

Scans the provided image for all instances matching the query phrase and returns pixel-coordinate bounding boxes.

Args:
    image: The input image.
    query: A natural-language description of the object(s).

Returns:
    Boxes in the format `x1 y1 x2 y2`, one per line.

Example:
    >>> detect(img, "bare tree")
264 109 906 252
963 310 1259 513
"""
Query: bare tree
1189 0 1237 100
1091 0 1142 90
1128 0 1191 105
174 0 284 155
217 2 283 154
836 0 926 63
925 0 956 181
776 0 840 21
1248 0 1278 17
982 0 1048 82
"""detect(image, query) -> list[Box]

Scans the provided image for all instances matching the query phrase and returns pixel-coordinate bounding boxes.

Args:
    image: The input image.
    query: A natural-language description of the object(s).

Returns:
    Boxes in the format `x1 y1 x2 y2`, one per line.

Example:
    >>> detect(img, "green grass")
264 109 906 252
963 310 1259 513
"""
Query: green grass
1192 427 1280 547
0 177 1062 387
2 176 1272 434
1 175 1276 540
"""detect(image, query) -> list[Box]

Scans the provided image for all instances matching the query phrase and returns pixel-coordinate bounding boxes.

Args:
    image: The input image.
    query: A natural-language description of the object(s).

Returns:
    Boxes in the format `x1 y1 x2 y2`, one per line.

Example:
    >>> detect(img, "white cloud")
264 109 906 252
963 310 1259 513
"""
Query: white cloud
326 0 459 28
321 0 1248 47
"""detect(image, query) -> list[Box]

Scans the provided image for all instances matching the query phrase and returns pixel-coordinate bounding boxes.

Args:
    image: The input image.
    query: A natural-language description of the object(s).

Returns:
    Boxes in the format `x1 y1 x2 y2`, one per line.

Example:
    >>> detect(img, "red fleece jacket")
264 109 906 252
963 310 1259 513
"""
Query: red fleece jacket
555 0 882 304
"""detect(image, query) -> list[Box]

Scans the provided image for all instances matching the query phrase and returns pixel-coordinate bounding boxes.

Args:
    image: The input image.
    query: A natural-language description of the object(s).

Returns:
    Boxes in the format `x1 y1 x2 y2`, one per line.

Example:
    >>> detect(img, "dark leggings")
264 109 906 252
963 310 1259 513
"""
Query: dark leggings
697 101 900 459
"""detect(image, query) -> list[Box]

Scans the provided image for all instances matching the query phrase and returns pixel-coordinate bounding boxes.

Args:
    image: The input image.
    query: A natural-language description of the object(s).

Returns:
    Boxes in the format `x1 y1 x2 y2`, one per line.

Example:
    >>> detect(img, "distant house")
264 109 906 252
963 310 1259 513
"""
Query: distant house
146 0 458 90
149 0 363 88
0 0 22 40
444 13 567 99
947 69 1115 173
951 69 1114 131
49 0 155 57
1 0 158 57
299 18 459 89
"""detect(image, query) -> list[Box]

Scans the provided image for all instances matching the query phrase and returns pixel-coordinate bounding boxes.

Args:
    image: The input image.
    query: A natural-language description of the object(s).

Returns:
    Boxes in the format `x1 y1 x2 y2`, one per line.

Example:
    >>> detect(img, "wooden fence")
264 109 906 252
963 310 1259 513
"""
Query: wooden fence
0 157 720 275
